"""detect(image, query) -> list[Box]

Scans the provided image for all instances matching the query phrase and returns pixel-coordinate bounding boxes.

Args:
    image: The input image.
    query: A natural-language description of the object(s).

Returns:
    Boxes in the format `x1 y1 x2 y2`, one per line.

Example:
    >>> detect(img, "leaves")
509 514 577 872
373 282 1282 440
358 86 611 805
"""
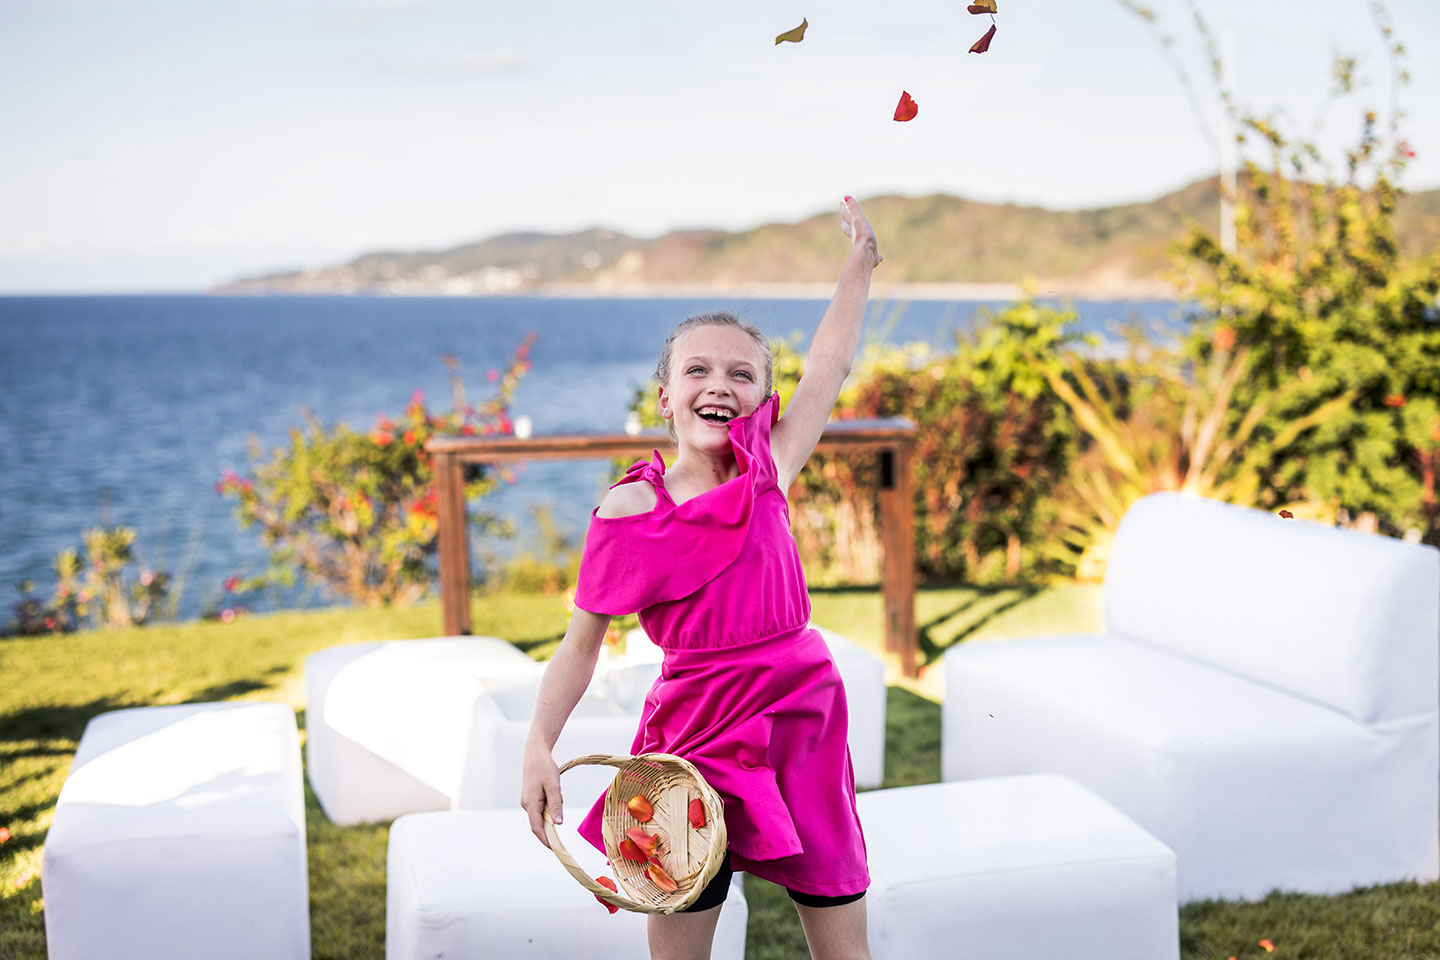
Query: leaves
894 90 918 122
775 17 807 45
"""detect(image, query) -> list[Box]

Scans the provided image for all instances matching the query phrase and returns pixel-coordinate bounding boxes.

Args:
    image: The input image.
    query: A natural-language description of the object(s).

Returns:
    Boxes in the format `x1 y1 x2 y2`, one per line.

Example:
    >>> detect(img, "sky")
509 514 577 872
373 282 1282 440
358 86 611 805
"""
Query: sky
2 0 1437 293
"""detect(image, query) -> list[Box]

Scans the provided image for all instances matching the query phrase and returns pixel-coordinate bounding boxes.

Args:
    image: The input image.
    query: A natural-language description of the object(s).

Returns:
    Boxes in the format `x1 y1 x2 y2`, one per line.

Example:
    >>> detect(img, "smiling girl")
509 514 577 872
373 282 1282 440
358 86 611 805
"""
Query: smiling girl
523 197 882 960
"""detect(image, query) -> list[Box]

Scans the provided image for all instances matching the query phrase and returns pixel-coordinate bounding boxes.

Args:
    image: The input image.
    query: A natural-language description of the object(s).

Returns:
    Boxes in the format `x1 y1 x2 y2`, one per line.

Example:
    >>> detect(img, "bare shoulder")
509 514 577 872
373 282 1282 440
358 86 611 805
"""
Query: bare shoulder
595 480 658 519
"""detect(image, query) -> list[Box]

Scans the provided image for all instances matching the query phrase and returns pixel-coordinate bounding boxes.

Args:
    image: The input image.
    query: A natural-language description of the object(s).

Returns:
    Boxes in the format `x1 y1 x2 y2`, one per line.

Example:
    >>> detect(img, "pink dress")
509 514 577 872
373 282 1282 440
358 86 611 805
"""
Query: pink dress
574 391 870 897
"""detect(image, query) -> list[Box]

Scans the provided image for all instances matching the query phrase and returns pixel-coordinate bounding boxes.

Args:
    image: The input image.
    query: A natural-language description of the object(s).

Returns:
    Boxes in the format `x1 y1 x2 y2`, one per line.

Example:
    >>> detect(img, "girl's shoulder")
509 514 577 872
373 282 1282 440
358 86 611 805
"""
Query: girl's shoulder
595 479 658 519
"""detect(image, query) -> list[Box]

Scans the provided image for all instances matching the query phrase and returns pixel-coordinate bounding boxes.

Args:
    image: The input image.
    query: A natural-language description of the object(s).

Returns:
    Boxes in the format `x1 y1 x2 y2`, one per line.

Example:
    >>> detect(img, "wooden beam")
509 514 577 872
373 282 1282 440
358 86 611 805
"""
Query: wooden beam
427 416 920 675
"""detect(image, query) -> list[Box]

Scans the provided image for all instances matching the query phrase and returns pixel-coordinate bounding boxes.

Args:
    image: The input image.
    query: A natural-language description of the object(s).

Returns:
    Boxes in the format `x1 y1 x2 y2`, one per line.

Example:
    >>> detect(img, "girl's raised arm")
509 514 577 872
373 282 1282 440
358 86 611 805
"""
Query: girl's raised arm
770 196 882 491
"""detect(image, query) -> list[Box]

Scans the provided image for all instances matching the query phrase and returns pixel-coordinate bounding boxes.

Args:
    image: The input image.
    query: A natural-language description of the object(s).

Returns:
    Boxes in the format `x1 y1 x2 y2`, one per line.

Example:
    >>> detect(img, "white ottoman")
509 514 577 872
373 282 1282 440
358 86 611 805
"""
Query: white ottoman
306 636 539 825
42 702 309 960
457 671 648 812
626 622 887 788
858 776 1178 960
387 810 748 959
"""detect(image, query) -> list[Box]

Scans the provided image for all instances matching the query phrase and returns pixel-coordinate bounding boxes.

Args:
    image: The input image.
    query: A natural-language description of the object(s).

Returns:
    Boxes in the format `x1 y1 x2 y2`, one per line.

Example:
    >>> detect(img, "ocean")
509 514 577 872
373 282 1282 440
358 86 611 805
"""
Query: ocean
0 293 1182 622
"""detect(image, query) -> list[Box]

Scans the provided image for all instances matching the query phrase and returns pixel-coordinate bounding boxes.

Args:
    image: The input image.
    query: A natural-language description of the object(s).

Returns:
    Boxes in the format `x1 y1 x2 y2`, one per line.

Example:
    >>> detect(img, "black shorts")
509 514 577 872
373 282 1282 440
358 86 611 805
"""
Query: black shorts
679 852 867 912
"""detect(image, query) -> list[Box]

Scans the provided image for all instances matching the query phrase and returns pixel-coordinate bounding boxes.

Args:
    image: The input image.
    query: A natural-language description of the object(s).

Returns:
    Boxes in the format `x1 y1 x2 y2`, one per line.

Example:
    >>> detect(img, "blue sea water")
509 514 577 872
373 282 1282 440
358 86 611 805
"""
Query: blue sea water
0 294 1182 622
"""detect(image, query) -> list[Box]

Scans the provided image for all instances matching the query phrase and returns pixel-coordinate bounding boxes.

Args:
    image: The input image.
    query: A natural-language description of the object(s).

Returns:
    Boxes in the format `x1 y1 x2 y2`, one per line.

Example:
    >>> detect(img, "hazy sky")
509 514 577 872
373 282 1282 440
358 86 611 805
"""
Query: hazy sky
3 0 1436 292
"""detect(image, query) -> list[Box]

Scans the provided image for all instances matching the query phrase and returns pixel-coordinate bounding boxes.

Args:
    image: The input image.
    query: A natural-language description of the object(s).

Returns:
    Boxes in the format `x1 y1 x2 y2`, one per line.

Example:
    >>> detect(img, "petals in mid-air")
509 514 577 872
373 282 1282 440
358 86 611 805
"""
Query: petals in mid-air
894 90 918 122
775 17 808 45
967 0 997 13
970 24 997 53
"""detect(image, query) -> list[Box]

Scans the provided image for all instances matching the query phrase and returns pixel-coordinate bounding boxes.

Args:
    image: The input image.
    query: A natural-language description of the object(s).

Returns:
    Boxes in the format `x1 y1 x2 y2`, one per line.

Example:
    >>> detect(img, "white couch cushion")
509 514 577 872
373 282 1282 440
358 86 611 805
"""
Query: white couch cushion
1105 492 1440 723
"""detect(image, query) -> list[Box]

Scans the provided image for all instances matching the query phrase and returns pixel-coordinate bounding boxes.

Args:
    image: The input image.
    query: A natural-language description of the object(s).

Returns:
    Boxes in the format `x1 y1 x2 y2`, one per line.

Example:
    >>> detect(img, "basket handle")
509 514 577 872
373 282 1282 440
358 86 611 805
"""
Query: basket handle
539 752 713 915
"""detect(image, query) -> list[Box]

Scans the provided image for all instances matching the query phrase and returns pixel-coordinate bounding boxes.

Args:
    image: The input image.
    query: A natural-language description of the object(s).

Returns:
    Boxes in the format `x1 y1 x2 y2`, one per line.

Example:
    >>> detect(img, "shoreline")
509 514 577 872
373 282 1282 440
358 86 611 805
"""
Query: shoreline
208 280 1180 302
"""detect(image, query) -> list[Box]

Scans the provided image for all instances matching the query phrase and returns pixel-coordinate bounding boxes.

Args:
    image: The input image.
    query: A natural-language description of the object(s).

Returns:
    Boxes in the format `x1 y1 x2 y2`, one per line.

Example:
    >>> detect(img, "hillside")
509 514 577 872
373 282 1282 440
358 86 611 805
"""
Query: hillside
214 177 1440 299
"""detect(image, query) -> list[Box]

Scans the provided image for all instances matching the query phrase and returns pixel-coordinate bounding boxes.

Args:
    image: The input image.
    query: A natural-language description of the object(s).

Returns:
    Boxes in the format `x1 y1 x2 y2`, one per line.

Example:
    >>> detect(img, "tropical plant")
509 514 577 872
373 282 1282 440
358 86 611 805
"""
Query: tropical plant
219 339 536 606
49 526 172 630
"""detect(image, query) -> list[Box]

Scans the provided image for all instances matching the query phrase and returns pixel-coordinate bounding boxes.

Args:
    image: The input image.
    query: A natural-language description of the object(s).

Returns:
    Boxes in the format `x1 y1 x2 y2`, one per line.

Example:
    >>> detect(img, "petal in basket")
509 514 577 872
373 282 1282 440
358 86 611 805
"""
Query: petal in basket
541 752 728 915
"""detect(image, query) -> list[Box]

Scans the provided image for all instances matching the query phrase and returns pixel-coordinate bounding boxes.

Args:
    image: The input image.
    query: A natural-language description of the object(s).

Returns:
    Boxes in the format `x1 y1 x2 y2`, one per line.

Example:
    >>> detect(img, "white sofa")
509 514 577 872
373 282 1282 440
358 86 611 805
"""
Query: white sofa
42 702 309 960
943 492 1440 902
387 809 748 959
626 622 887 788
858 776 1178 960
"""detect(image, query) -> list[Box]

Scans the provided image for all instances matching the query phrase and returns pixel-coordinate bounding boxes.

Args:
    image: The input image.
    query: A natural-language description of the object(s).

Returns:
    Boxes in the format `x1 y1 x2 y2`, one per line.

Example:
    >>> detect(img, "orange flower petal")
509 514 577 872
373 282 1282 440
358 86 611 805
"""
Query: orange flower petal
625 826 661 857
647 860 679 893
627 794 654 822
1259 940 1275 953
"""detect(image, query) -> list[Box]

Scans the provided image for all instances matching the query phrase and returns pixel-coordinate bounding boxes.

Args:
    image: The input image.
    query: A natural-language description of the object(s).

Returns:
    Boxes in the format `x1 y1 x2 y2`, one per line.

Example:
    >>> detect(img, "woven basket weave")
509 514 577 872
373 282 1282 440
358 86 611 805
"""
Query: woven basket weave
542 752 727 914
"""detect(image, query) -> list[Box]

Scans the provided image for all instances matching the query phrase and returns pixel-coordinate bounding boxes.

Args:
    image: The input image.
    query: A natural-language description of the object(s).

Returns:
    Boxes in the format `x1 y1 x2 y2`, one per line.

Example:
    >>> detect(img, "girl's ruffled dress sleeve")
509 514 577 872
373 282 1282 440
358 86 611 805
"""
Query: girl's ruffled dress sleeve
572 393 780 616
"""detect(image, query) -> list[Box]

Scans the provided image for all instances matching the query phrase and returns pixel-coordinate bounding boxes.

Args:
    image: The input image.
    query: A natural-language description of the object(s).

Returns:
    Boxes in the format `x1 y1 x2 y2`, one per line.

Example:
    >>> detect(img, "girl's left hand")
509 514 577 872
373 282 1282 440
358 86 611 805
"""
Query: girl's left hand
840 196 882 268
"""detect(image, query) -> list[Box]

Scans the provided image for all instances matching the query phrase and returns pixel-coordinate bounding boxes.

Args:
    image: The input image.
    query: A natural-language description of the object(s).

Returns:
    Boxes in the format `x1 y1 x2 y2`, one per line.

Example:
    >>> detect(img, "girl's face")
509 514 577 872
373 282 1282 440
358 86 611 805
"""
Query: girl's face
660 325 768 454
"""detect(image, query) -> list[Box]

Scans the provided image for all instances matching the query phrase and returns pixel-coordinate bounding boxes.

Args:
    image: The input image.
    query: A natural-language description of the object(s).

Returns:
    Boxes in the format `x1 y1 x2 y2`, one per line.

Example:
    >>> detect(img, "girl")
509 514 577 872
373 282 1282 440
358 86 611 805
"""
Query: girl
522 196 882 960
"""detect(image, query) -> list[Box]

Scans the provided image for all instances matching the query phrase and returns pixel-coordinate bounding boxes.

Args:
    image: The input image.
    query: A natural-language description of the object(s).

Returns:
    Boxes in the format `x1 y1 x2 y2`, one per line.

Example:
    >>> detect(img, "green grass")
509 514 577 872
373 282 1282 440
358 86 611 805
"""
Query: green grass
2 584 1437 959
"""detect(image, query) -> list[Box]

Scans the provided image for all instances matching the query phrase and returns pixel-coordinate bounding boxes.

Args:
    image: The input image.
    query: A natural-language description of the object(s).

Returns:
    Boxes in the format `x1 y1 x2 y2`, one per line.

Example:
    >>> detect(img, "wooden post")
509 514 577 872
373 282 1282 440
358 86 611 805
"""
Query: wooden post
435 451 471 636
877 444 919 676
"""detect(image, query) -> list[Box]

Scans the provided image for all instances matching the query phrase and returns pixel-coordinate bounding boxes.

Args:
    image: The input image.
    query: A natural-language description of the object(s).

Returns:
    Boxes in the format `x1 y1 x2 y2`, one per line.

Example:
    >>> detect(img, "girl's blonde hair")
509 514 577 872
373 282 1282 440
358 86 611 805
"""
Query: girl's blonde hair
655 312 774 443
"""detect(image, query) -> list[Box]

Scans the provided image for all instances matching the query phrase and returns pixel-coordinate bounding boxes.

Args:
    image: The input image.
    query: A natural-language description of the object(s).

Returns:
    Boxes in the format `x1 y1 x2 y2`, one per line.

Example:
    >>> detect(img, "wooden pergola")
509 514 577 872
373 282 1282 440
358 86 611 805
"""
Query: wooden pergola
427 415 920 677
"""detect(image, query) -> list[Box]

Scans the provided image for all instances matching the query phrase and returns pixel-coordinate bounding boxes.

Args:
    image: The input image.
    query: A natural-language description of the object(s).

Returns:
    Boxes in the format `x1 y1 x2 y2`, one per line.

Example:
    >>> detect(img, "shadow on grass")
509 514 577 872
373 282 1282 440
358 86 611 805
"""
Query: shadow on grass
916 584 1042 666
0 696 145 747
191 664 291 703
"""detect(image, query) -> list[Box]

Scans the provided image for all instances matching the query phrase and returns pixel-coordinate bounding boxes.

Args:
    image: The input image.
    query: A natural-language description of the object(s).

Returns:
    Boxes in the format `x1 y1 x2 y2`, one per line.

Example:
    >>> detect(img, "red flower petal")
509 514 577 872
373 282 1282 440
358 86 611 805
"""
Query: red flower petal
688 797 706 829
594 875 620 914
893 90 918 122
970 24 997 54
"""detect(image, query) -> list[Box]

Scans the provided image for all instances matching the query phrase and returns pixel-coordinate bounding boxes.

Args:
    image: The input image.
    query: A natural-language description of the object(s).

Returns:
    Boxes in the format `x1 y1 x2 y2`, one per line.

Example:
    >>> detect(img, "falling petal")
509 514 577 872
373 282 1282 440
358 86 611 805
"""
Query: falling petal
970 24 997 53
967 0 997 12
894 90 918 122
1278 510 1294 519
1259 941 1275 953
775 17 808 45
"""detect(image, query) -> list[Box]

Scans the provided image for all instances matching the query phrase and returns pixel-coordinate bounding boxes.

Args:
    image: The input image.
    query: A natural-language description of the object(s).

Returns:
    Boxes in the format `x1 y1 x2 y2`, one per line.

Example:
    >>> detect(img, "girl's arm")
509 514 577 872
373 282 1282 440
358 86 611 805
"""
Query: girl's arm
771 196 882 491
521 606 611 846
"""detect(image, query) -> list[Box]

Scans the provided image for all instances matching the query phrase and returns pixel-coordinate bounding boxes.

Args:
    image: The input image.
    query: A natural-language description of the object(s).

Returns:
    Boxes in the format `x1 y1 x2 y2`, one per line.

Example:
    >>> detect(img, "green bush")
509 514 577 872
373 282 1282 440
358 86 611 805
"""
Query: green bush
219 339 536 606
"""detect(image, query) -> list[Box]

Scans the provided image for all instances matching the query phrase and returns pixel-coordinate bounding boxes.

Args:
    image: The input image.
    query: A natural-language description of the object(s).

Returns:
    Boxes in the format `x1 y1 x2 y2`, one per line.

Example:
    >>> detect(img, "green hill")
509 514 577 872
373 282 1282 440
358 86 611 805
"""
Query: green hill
215 177 1439 299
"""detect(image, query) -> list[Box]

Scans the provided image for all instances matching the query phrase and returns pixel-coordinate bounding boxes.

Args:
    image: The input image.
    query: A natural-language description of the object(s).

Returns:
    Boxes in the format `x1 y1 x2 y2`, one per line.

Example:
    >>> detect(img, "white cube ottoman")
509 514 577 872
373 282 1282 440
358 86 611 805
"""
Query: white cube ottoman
42 702 309 960
457 672 648 812
627 622 887 788
858 776 1178 960
387 810 748 959
306 636 539 824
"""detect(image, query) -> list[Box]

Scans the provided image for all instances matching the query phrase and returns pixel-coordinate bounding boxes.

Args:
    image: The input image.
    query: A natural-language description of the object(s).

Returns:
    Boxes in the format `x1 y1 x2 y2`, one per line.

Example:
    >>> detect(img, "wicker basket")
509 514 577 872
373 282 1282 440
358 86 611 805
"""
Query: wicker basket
542 752 727 914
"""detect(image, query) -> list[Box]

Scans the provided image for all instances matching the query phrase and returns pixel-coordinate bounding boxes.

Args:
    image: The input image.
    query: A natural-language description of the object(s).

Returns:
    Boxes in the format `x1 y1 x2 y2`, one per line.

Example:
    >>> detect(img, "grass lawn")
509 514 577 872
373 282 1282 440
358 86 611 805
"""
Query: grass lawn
2 583 1437 959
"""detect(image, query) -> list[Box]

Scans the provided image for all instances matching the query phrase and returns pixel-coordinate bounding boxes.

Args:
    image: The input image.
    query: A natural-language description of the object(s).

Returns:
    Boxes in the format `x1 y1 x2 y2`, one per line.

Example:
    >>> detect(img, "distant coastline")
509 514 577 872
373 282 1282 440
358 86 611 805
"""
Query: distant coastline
211 279 1177 302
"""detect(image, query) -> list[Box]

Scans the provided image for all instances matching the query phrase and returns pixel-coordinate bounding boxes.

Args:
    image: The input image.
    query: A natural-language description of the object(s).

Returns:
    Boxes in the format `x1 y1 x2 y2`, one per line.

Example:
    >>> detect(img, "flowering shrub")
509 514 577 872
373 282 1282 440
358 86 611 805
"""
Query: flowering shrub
218 337 537 607
34 527 172 632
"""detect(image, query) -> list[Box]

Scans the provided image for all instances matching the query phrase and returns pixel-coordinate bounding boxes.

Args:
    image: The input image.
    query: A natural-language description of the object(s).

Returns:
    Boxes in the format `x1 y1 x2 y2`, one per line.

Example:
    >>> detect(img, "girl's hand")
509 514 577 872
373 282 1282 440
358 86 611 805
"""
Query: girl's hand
521 738 563 848
840 196 882 268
